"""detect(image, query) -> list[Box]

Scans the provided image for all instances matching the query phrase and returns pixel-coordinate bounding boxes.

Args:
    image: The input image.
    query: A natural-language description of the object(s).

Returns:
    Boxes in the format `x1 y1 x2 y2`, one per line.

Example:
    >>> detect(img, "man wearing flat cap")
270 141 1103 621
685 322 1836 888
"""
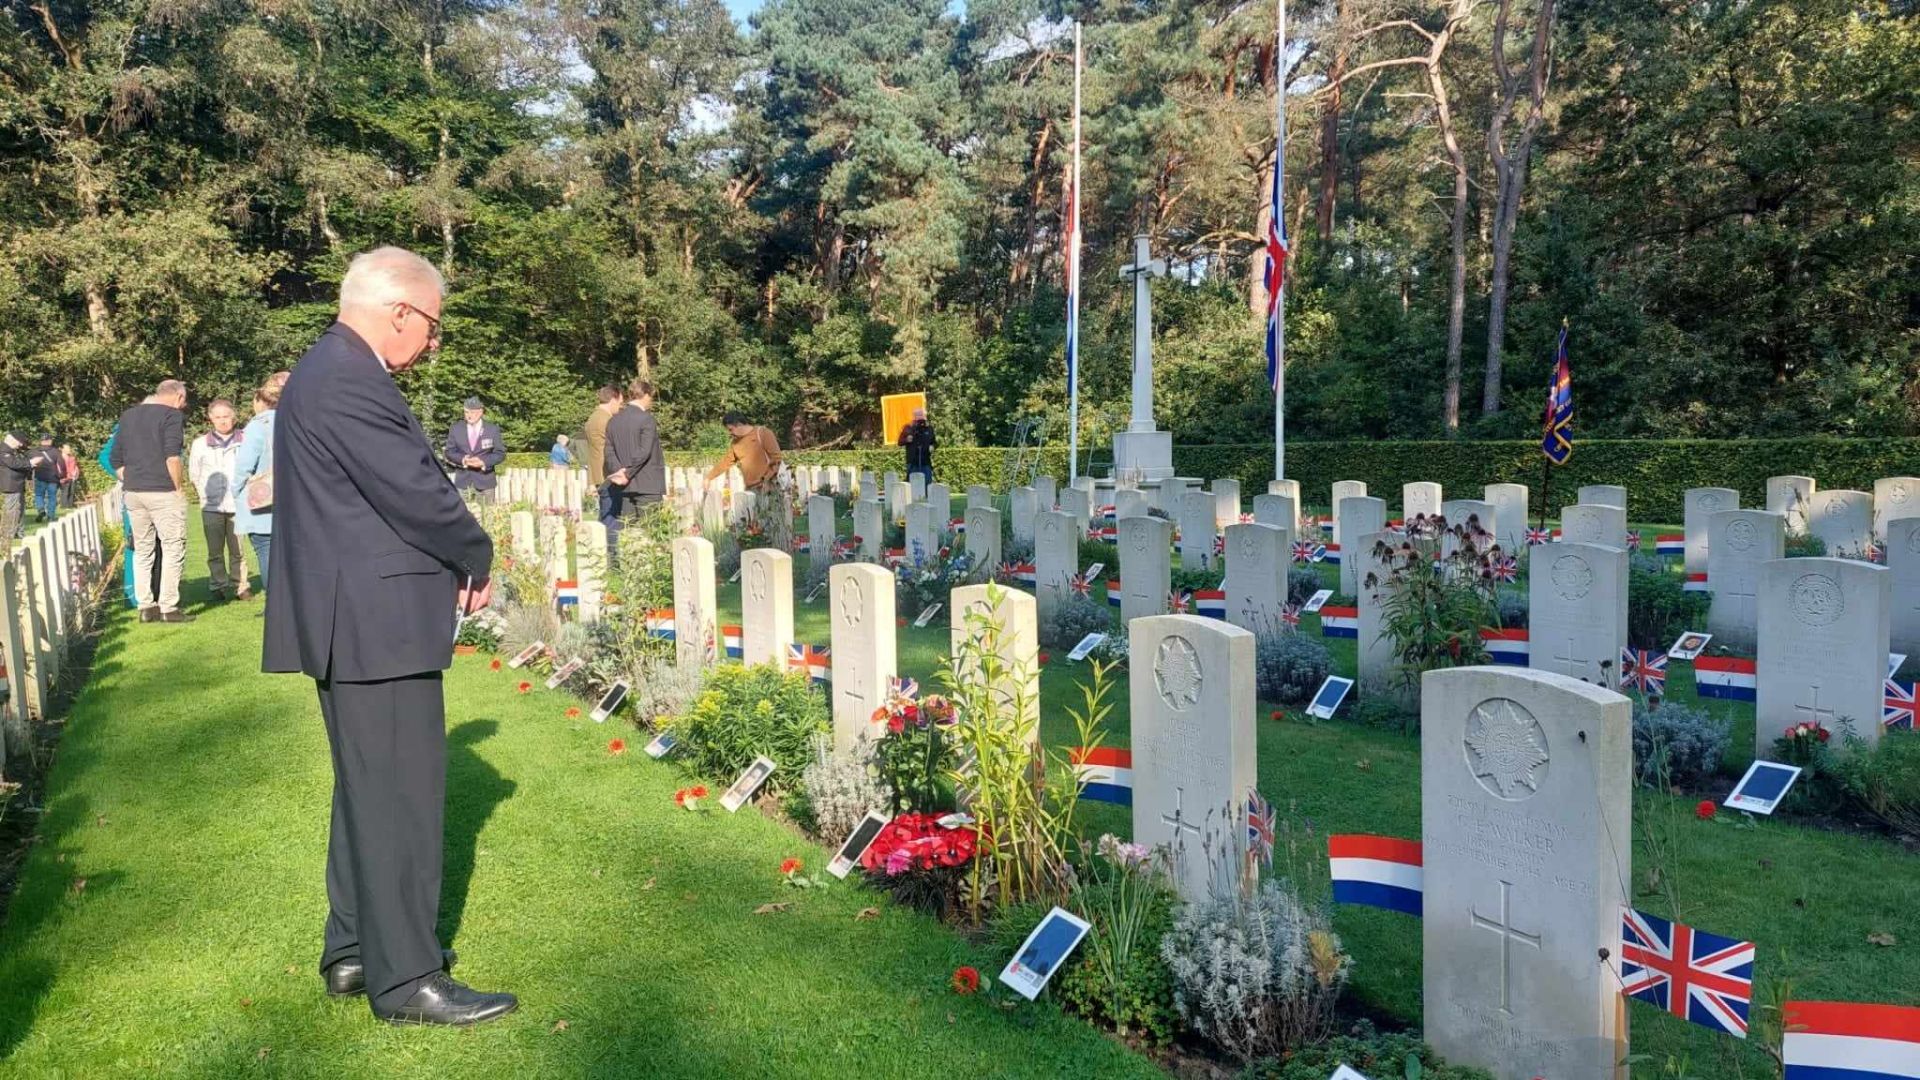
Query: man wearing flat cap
444 397 504 494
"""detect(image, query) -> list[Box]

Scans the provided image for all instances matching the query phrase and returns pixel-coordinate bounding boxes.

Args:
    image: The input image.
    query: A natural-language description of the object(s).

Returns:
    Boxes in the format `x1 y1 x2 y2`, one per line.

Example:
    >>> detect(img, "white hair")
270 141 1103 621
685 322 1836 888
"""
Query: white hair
338 246 445 314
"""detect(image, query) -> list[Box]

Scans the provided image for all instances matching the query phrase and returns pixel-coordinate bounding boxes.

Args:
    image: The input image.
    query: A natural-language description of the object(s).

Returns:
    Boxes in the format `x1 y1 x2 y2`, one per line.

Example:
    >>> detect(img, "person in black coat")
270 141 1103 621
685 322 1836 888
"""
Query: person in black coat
263 246 517 1026
899 406 935 486
601 378 664 555
444 397 505 493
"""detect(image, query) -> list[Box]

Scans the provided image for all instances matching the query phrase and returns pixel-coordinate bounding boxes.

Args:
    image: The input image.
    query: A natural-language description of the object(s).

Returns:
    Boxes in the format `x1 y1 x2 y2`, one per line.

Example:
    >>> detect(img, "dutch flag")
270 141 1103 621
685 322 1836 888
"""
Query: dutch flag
1319 520 1334 536
1656 534 1685 556
1106 579 1122 609
1012 562 1036 585
1319 605 1358 639
722 625 742 659
1071 746 1132 806
1694 655 1757 702
1328 834 1423 917
1481 627 1530 665
645 608 675 640
1322 542 1341 567
554 579 579 607
1782 1000 1920 1080
1194 589 1227 618
1684 572 1710 592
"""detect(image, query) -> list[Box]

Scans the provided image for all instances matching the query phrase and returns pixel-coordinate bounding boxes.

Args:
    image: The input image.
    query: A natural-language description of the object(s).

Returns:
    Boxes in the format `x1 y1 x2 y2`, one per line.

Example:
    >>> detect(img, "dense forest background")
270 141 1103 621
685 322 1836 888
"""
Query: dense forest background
1 0 1915 453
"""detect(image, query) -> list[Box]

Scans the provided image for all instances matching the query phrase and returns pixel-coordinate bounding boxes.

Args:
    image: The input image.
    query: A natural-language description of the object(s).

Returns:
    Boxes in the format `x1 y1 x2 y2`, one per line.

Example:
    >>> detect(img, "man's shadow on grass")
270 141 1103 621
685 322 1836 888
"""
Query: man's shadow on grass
438 718 515 948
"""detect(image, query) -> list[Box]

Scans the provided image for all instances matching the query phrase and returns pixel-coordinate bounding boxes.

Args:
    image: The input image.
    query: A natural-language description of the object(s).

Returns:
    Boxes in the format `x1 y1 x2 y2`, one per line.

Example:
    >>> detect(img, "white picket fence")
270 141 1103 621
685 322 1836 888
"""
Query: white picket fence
0 488 114 766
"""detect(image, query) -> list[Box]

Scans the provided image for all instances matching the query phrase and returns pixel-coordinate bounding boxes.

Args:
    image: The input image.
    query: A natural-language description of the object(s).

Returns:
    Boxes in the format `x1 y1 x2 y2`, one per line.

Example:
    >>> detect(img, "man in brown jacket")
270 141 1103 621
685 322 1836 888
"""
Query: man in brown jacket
705 411 783 492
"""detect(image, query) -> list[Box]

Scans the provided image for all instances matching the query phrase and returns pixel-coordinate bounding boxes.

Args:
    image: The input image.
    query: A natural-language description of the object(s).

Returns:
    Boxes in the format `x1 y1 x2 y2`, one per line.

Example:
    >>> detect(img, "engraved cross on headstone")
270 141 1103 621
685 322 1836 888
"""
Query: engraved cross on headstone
1795 684 1836 729
1552 636 1585 681
1160 787 1202 841
1470 879 1542 1014
1118 234 1170 432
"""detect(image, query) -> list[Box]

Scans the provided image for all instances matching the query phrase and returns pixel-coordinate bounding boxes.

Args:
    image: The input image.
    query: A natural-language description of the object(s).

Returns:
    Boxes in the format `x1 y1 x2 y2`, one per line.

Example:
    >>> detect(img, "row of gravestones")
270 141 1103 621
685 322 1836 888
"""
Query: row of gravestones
662 519 1634 1080
0 495 110 768
494 468 590 513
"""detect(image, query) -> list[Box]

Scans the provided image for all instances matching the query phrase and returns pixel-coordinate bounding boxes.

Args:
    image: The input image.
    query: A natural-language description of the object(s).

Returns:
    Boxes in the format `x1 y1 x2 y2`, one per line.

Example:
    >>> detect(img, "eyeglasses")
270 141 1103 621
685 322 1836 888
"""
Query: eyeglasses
397 302 443 345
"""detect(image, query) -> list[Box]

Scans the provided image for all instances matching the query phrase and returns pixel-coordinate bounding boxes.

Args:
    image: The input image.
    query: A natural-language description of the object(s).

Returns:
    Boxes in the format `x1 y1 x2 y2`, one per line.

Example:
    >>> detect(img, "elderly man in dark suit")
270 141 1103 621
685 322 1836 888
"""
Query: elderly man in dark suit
444 396 505 493
264 246 517 1026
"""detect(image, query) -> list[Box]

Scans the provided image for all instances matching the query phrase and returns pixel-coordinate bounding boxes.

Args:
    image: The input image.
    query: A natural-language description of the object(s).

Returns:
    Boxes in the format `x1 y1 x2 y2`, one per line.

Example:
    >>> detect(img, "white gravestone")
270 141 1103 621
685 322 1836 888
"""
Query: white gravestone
1484 483 1530 556
1267 478 1302 533
1576 485 1626 512
1033 510 1079 630
1330 480 1367 525
1129 614 1257 901
1528 541 1627 689
1421 666 1631 1080
808 495 836 560
1177 490 1215 572
967 484 992 509
1887 518 1920 660
1224 523 1287 632
1441 499 1498 559
1809 489 1873 557
1115 489 1151 519
910 472 928 501
1118 516 1174 624
904 502 938 565
740 548 794 667
1706 510 1785 653
1211 479 1241 530
1252 494 1295 537
672 536 718 670
1683 487 1739 575
1757 556 1891 753
1060 486 1093 528
829 563 897 755
1009 486 1038 546
1767 475 1815 535
1033 475 1058 511
949 584 1041 744
1403 481 1443 521
510 511 537 561
1154 477 1190 516
964 506 1002 581
1355 531 1399 697
575 521 609 623
1559 503 1626 550
1874 476 1920 539
888 480 911 526
1338 497 1388 598
854 499 884 562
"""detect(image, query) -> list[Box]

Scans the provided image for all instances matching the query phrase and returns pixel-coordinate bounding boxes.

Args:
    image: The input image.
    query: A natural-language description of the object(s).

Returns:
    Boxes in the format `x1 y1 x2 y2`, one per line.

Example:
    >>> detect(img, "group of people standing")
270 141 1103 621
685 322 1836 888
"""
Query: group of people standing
0 434 79 542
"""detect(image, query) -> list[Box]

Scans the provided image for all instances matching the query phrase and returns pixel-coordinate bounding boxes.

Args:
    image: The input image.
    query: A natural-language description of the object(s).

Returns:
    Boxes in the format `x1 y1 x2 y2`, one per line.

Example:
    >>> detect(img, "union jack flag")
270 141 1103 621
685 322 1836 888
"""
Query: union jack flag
1168 590 1192 614
1068 572 1092 598
1246 789 1275 868
1238 512 1256 524
887 675 919 702
1621 648 1669 695
1280 603 1301 629
1625 530 1642 551
1292 540 1317 564
1887 679 1916 731
1620 907 1755 1038
1213 534 1226 556
1490 555 1518 583
1525 527 1551 546
1263 103 1289 393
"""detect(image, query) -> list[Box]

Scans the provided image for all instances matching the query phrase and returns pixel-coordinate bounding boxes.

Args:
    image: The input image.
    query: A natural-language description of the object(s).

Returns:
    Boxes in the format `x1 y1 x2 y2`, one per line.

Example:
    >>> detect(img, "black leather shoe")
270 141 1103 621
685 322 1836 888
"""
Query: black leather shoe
375 972 517 1026
324 948 457 997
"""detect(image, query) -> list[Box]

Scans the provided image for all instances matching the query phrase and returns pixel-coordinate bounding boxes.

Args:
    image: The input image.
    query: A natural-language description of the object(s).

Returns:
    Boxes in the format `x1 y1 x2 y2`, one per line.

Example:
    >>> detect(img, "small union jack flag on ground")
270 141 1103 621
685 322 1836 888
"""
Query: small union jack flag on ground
1068 572 1092 597
1292 540 1318 564
1168 590 1192 614
1238 512 1256 524
1213 534 1226 556
1525 526 1551 546
1621 647 1669 695
1886 679 1916 731
1280 603 1301 629
1625 530 1642 550
1246 789 1275 869
1490 555 1518 583
1620 907 1755 1038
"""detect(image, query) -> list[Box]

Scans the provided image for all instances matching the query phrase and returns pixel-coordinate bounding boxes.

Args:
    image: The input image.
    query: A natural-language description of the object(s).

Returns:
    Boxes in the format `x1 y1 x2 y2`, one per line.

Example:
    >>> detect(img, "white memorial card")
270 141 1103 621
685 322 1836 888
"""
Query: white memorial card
826 811 890 879
1725 760 1802 816
1067 632 1107 662
545 657 585 689
1305 675 1355 720
998 906 1091 1001
1667 631 1712 661
507 641 544 669
728 566 742 584
804 581 826 603
720 756 777 813
1082 561 1105 581
1892 653 1907 679
913 602 943 628
1302 588 1333 613
643 731 678 759
589 680 629 723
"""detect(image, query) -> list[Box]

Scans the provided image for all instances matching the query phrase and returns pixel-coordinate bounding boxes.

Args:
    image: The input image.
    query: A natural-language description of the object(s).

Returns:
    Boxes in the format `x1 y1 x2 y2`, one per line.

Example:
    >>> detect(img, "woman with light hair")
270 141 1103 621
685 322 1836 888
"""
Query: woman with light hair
232 373 288 598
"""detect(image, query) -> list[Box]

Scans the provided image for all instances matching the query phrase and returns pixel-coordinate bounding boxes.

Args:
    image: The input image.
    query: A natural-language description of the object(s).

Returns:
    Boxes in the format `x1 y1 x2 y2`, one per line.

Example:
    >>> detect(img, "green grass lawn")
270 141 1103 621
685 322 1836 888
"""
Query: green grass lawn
0 520 1159 1079
3 504 1914 1079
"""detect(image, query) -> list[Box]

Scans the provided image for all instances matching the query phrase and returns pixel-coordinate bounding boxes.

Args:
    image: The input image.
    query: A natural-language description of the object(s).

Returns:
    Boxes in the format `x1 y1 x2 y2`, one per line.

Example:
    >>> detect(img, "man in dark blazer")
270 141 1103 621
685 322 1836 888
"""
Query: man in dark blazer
444 397 505 493
264 246 517 1026
602 378 664 556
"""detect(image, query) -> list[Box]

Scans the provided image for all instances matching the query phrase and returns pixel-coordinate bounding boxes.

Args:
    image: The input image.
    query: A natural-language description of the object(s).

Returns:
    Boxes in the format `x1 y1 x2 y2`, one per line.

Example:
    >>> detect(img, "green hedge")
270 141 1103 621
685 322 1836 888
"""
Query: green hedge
506 437 1920 522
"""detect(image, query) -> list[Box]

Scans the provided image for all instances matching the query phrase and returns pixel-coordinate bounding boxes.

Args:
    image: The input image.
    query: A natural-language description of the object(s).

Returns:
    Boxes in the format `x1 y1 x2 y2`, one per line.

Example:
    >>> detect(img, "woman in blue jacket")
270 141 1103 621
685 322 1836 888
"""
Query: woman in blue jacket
232 378 280 594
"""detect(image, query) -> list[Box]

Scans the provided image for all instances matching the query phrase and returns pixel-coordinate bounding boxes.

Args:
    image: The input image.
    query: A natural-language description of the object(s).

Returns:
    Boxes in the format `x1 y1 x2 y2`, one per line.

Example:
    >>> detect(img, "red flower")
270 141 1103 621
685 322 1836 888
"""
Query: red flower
1038 653 1051 665
1695 800 1717 820
608 739 627 755
888 713 906 734
951 966 981 994
674 789 689 806
517 681 532 693
565 707 581 718
897 617 908 627
1815 726 1831 743
780 857 803 876
691 785 709 798
1269 709 1284 721
490 659 502 671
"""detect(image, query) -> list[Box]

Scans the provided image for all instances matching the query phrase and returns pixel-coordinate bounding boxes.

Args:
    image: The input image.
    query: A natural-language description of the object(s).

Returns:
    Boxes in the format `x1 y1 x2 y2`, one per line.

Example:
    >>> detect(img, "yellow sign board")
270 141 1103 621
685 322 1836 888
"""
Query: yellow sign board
881 392 928 445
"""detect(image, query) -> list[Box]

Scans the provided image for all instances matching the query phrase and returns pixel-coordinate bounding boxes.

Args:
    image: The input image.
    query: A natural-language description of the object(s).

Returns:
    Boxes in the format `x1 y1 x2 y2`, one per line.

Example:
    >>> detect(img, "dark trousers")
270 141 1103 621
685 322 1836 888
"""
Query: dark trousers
202 509 244 594
316 672 447 1014
602 486 661 559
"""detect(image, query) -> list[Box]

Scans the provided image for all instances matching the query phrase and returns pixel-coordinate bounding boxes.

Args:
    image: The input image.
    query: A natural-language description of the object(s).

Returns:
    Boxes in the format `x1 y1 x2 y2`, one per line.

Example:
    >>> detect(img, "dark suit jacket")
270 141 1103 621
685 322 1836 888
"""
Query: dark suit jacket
444 419 506 492
604 405 664 497
264 324 493 682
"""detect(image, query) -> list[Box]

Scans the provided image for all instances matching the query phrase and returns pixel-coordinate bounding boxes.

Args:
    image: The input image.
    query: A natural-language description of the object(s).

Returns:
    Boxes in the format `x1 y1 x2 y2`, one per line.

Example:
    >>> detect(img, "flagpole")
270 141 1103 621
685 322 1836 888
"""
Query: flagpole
1272 0 1287 483
1067 22 1083 483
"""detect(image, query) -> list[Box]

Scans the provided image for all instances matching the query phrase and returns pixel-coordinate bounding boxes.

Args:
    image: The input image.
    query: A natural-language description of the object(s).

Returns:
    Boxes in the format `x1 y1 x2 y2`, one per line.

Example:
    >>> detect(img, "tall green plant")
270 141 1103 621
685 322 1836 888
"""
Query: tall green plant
1364 514 1503 713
